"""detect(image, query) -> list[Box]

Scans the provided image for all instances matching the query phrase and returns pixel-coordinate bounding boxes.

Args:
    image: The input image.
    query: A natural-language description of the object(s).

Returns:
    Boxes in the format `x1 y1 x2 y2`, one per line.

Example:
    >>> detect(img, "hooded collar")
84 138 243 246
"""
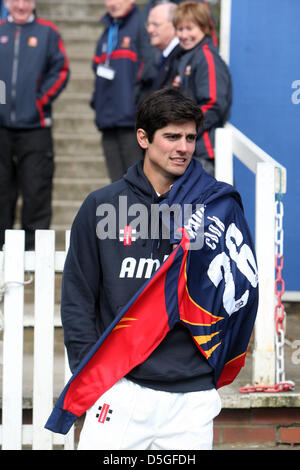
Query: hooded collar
123 158 242 216
123 160 162 204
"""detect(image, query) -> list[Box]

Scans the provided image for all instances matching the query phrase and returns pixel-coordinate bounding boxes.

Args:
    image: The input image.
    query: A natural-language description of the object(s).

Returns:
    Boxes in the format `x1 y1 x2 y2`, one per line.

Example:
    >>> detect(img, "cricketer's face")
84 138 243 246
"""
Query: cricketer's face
5 0 36 24
138 121 197 192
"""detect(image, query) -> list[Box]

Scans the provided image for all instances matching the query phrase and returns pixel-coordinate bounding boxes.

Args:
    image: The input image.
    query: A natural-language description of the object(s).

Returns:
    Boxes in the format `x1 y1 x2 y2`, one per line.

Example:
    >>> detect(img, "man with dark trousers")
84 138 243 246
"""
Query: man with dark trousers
0 0 69 250
91 0 143 183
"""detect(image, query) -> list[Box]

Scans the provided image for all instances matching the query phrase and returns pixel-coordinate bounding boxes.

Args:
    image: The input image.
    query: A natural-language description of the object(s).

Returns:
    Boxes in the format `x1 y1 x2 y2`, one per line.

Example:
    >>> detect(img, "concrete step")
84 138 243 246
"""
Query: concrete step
53 93 92 113
37 0 106 20
55 155 107 178
51 186 108 225
53 112 96 134
68 62 94 80
50 200 81 228
64 38 98 58
43 16 102 38
64 40 96 57
62 28 100 43
53 132 101 156
68 58 95 76
37 0 146 20
53 176 108 201
64 74 94 94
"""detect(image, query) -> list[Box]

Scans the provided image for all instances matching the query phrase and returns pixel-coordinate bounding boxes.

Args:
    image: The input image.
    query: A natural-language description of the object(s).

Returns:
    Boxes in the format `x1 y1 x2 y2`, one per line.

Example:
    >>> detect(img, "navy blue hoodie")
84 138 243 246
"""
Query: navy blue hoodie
61 160 222 392
46 158 258 435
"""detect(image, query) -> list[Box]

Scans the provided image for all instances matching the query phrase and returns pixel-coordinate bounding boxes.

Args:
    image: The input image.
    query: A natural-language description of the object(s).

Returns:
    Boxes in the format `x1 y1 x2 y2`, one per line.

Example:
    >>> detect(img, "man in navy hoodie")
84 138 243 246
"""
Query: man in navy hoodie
46 88 258 450
0 0 69 250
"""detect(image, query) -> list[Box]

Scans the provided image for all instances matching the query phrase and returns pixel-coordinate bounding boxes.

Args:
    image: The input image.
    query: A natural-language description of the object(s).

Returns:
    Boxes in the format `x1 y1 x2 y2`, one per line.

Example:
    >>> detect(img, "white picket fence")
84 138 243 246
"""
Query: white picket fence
215 124 287 386
0 229 74 450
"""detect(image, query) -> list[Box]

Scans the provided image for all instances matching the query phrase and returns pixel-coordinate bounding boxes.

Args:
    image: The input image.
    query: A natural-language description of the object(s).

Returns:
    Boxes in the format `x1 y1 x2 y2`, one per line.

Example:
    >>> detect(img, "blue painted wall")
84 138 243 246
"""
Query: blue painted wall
229 0 300 292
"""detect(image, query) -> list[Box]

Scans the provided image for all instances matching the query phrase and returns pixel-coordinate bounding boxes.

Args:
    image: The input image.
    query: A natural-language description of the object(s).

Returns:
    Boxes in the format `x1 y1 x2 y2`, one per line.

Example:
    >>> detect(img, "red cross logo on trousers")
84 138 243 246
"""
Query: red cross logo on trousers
119 225 136 245
96 403 113 423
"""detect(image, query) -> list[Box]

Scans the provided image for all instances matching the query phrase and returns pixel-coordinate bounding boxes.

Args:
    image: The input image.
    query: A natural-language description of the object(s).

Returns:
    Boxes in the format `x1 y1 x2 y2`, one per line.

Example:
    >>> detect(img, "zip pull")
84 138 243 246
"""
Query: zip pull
10 26 21 124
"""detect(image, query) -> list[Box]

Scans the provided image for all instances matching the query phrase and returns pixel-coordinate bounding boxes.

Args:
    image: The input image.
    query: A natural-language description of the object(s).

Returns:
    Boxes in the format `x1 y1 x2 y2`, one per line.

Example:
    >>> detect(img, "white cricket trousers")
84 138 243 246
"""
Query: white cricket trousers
77 378 221 450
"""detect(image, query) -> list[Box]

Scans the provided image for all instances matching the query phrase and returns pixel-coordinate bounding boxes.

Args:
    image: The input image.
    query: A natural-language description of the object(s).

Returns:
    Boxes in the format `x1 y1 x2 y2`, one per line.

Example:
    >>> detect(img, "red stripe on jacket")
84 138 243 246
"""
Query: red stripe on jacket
38 38 69 107
200 44 217 115
35 20 69 126
94 49 137 65
35 99 45 127
203 131 215 159
200 44 217 159
36 17 59 33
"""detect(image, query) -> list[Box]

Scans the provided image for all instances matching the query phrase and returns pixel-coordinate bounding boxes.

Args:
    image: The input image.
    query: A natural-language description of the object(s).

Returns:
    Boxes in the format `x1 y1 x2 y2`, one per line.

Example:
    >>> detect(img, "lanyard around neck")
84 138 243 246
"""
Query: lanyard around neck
106 22 119 64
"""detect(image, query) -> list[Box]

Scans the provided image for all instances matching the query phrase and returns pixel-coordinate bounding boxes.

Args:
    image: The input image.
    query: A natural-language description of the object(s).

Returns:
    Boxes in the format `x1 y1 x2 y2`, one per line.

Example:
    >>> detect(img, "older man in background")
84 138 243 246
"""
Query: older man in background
146 2 179 91
136 1 179 102
136 0 217 102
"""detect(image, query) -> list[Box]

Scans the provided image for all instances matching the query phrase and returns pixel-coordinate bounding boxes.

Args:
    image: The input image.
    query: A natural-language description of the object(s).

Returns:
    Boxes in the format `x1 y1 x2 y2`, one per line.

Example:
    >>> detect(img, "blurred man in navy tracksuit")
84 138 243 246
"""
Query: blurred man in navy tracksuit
91 0 143 183
0 0 69 250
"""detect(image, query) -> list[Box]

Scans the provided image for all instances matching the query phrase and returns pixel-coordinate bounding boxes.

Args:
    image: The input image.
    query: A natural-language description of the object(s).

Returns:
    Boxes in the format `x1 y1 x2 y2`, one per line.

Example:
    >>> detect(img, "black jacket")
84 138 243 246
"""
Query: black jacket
62 161 214 392
152 43 181 91
91 5 140 130
169 36 232 160
0 16 69 128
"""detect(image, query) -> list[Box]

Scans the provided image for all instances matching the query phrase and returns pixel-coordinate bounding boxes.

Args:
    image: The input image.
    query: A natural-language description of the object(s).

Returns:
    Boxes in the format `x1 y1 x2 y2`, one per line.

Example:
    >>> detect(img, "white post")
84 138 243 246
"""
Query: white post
32 230 56 449
219 0 232 64
2 230 25 450
215 128 233 185
252 163 276 385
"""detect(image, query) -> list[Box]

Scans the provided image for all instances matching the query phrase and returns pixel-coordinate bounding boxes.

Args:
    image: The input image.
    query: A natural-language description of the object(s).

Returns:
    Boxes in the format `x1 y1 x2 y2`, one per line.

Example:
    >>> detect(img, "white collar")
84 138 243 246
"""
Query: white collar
8 14 35 24
162 37 179 58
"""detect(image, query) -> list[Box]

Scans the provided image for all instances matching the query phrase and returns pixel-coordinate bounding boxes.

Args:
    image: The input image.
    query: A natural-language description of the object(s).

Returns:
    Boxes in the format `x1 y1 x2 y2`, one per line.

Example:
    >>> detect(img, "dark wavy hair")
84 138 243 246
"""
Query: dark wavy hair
135 87 204 142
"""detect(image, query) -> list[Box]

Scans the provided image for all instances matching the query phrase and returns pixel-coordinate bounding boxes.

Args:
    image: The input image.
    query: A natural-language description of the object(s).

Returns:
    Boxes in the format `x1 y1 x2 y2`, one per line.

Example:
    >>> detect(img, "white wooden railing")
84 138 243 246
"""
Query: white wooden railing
0 230 73 450
215 124 287 387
